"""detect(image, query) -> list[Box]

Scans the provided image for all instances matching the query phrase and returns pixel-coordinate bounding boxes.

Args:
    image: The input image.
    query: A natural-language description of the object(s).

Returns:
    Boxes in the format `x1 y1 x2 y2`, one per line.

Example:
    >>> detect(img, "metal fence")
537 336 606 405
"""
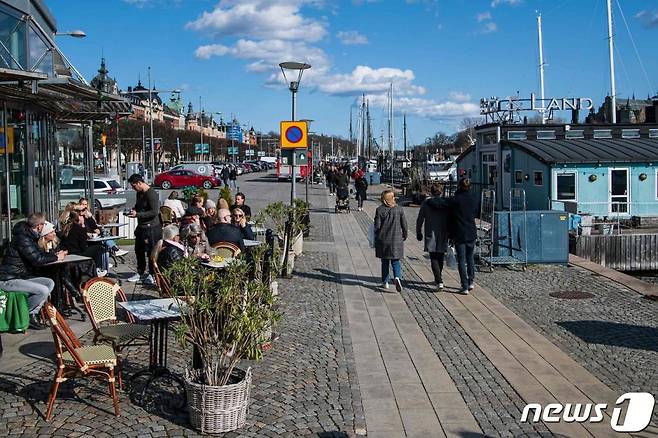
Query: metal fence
550 200 658 235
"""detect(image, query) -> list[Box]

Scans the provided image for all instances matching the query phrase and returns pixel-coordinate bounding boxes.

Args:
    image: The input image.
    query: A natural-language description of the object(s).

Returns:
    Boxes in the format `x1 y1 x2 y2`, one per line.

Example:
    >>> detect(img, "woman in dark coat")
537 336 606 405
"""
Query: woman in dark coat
60 211 104 277
416 184 449 290
374 189 407 292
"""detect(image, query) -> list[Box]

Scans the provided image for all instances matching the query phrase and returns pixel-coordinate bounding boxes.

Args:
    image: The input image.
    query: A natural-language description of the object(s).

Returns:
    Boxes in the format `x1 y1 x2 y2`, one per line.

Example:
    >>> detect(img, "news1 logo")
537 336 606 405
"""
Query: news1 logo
520 393 655 432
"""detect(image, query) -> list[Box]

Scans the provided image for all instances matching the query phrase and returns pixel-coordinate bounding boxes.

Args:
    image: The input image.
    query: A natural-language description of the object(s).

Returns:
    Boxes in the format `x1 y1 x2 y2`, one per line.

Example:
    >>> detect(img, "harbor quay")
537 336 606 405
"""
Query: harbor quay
1 173 657 437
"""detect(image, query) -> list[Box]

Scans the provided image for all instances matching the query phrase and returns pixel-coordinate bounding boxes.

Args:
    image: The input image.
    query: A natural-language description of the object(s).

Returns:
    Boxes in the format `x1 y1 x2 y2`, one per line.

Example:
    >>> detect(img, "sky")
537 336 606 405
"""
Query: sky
50 0 658 147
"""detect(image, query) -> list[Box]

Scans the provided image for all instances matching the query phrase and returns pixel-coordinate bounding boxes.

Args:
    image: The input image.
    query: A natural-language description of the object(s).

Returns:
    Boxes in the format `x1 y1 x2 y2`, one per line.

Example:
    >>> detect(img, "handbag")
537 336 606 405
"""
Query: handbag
446 245 457 269
367 224 376 249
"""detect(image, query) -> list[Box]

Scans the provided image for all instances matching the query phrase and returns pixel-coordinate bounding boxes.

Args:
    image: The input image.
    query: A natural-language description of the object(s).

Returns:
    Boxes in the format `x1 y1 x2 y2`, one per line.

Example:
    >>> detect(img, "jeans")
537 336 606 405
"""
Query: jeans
135 225 163 275
356 189 366 208
429 252 444 283
455 241 475 290
381 259 401 283
0 277 54 315
229 179 237 190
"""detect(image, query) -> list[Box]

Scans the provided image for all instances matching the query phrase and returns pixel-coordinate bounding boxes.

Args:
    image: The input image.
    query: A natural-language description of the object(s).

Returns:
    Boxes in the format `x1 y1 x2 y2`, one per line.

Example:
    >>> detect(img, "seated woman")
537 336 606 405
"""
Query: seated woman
60 211 106 277
232 208 255 240
202 199 218 231
156 224 186 271
180 223 211 260
77 198 128 257
39 222 86 299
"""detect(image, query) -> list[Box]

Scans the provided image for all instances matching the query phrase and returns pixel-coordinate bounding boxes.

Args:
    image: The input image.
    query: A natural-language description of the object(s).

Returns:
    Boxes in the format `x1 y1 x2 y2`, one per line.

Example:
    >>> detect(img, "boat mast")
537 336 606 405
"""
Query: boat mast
360 93 366 159
537 12 546 125
403 112 407 160
366 99 372 160
606 0 617 124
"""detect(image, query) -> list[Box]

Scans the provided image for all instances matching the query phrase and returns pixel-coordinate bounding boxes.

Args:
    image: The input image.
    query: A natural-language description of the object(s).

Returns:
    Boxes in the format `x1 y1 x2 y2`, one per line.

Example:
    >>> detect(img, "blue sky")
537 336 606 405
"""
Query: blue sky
51 0 658 146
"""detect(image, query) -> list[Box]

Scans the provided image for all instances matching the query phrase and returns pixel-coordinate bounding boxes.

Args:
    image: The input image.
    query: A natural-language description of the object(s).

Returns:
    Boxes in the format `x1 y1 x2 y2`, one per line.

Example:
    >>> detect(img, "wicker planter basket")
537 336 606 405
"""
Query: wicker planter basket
292 232 304 256
186 367 252 434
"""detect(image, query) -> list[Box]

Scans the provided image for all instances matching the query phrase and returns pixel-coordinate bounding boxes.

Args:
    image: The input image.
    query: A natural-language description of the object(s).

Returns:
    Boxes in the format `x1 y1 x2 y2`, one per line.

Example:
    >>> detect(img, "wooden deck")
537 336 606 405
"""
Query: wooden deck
573 233 658 271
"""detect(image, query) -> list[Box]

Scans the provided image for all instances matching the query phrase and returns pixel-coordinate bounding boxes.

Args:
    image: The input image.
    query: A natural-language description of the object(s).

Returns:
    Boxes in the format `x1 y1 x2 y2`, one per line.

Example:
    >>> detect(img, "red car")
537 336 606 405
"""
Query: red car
154 169 221 190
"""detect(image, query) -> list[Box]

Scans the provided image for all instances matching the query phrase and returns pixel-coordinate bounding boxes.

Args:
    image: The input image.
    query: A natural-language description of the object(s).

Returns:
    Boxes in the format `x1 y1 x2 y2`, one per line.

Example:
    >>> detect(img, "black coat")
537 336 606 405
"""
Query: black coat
0 222 57 280
428 189 477 244
416 197 449 253
157 241 185 270
61 223 89 255
206 223 245 252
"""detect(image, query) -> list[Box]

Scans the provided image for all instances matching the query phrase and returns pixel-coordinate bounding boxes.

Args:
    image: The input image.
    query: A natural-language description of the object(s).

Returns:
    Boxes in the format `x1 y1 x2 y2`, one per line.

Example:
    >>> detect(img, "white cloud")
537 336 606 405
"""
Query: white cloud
635 10 658 28
449 91 471 102
480 22 497 34
186 0 327 43
491 0 522 7
319 66 425 96
476 11 492 22
367 94 480 121
337 30 369 45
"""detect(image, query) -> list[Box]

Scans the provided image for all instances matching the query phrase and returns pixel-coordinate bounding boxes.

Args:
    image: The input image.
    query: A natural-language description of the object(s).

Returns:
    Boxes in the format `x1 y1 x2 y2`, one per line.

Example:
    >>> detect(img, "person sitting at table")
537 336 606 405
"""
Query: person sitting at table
180 206 205 232
0 213 66 330
39 221 87 301
60 211 107 277
58 202 77 226
207 208 245 252
180 223 211 260
218 198 230 211
77 198 128 258
156 224 186 271
190 196 206 215
203 199 218 231
231 208 255 240
230 192 252 220
163 191 186 219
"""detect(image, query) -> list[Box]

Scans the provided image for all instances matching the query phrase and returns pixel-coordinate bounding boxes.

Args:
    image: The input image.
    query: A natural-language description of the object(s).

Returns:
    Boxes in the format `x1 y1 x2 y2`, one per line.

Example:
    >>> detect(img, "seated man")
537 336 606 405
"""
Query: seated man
206 208 245 252
0 213 67 329
230 192 252 220
156 224 185 271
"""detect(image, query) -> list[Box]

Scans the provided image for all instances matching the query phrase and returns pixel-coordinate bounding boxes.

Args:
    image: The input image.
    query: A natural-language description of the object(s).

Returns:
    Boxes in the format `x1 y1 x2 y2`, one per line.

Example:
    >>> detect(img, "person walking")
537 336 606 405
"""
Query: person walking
354 168 368 211
374 189 407 292
221 165 230 188
429 178 477 294
229 165 238 191
416 184 449 291
126 173 161 285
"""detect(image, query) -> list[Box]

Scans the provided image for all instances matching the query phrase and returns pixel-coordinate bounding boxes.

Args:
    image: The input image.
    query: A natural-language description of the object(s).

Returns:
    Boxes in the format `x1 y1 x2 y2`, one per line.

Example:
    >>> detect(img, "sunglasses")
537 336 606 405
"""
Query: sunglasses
233 214 244 218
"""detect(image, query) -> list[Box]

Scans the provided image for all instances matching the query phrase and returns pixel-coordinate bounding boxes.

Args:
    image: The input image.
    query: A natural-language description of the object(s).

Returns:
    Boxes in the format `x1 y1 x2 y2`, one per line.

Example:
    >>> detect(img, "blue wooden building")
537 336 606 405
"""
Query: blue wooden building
457 123 658 218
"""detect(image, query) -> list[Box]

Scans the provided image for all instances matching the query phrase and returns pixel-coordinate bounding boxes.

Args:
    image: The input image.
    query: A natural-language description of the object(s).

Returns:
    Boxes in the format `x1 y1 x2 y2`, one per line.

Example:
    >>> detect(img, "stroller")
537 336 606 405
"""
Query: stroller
335 185 351 213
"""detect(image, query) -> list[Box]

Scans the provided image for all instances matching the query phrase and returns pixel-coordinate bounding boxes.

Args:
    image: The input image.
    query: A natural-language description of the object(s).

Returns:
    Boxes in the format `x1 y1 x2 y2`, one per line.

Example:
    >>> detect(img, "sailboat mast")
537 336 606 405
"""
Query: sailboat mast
537 13 546 125
606 0 617 124
349 107 353 144
360 94 366 158
366 99 372 159
403 113 407 160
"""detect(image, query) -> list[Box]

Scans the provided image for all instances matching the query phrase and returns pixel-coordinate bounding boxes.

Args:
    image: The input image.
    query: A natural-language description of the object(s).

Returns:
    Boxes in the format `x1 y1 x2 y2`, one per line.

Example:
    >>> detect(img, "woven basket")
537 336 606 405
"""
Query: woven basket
186 367 252 434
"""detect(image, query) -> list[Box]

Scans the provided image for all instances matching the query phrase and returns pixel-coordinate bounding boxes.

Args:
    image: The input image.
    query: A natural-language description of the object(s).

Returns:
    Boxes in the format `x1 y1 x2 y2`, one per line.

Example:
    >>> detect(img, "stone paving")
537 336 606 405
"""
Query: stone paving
473 263 658 416
351 210 551 438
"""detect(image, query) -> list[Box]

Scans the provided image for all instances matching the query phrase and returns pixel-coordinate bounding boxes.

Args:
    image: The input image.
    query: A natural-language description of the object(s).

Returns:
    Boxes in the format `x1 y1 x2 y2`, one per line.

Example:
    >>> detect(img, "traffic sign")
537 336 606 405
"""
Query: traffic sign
194 143 209 154
257 151 265 157
281 149 307 165
280 121 308 149
245 149 254 156
228 146 239 155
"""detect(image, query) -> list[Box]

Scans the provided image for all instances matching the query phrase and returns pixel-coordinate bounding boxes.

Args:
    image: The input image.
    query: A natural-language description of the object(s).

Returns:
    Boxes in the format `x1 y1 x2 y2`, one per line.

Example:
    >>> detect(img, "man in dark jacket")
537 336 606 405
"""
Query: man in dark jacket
0 213 66 329
127 174 161 285
156 224 185 271
207 208 245 252
221 166 230 188
428 178 477 294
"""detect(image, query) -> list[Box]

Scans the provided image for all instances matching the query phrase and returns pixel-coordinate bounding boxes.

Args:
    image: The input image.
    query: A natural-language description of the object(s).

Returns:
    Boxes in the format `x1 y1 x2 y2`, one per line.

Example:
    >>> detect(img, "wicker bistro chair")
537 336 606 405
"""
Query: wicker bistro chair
42 302 120 420
150 256 172 298
210 242 241 258
81 278 150 388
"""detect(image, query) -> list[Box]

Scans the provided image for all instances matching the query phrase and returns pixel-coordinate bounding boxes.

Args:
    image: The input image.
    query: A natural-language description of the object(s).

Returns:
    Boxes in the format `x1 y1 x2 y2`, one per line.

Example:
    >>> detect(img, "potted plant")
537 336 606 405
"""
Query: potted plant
164 256 279 434
290 199 310 256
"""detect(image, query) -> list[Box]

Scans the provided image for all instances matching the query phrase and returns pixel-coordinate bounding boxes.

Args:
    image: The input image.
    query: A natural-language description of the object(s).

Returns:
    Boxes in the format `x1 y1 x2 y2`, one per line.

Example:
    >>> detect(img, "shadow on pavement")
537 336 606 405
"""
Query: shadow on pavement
557 320 658 352
18 341 55 364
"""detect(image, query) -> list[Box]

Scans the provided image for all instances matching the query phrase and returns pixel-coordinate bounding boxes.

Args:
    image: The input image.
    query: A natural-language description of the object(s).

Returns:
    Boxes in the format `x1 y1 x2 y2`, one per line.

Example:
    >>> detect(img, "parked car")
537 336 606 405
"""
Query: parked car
154 169 221 189
60 177 126 209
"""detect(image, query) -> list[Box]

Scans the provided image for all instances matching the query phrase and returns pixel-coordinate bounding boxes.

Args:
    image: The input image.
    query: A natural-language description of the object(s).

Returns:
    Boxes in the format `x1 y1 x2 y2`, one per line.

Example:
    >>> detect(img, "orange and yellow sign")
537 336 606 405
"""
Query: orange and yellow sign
280 121 308 149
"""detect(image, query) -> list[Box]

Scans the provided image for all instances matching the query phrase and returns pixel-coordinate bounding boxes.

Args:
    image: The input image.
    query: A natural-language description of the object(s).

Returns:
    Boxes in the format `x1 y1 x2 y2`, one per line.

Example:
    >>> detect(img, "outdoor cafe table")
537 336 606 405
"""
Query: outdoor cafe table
201 257 241 269
117 298 186 404
87 235 126 272
43 254 92 321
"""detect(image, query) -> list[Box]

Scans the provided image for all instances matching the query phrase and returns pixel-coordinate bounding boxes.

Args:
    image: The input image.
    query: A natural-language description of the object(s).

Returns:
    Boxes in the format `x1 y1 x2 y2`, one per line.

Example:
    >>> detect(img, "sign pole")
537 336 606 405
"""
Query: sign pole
291 89 297 206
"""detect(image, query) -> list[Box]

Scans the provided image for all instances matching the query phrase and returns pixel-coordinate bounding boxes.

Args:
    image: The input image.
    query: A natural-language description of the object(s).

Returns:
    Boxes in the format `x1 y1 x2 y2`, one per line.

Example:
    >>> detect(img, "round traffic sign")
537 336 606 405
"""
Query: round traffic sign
285 126 303 144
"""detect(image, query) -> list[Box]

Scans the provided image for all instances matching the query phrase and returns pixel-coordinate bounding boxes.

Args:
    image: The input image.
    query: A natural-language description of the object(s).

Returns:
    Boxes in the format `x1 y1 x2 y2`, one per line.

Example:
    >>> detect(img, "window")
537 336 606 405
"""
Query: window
565 130 585 139
515 170 523 184
94 180 105 189
0 7 27 70
534 171 543 186
507 131 527 140
622 129 640 139
482 132 497 145
649 129 658 139
537 130 556 140
556 173 576 201
593 129 612 139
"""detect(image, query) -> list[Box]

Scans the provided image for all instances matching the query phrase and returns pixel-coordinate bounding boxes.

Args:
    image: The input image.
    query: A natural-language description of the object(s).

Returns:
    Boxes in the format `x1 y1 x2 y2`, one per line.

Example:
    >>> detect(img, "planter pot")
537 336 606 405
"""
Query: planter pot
286 251 295 276
186 368 252 434
270 280 279 297
292 232 304 256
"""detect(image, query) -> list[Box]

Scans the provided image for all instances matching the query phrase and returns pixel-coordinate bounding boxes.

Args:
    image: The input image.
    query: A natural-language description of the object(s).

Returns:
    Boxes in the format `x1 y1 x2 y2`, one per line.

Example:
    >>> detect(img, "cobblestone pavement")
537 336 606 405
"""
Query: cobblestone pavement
473 264 658 409
351 210 551 437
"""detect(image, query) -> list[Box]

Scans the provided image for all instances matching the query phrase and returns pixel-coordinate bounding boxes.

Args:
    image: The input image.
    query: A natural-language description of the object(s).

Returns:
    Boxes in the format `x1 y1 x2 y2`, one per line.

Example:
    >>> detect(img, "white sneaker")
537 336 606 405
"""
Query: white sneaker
114 249 129 257
108 262 114 268
468 284 475 291
394 277 402 292
437 282 444 291
381 282 389 290
142 275 155 286
96 269 108 277
127 273 141 282
459 289 469 295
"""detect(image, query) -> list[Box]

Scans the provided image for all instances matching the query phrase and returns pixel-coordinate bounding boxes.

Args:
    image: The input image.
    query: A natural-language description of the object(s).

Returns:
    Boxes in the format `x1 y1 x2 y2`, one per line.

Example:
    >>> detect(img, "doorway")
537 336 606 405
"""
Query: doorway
609 168 629 215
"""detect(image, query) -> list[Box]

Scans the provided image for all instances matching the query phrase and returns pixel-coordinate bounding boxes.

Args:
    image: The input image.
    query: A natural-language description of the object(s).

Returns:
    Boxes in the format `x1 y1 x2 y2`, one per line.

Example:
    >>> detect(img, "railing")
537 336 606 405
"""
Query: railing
549 200 658 235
